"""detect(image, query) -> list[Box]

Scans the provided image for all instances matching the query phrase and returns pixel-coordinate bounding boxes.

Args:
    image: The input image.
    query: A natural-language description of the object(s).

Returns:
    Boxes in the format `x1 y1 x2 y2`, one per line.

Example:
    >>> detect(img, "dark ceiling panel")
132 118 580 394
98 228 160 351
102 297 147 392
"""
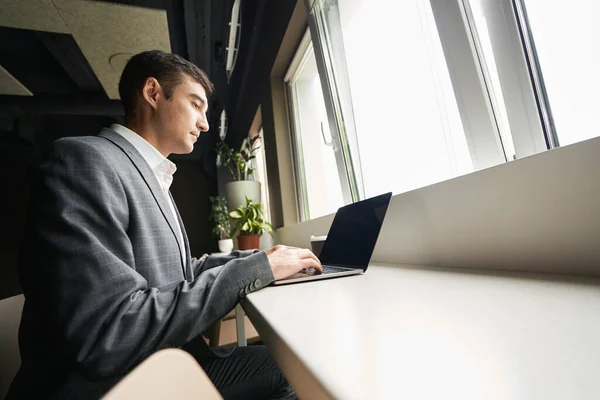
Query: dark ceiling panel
0 95 123 116
225 0 261 130
183 0 211 71
0 27 81 95
226 0 297 149
35 31 104 94
205 0 232 120
101 0 189 58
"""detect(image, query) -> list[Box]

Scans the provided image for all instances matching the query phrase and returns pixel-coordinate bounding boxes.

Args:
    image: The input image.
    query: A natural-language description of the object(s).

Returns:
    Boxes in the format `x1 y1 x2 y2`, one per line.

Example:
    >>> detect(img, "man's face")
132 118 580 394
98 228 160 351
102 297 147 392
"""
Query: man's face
154 74 210 156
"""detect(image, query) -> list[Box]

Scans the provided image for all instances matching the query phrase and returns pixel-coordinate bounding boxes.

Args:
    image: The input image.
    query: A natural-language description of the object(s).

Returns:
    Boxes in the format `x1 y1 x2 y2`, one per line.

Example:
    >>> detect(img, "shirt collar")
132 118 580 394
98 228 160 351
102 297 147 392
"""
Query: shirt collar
110 124 176 176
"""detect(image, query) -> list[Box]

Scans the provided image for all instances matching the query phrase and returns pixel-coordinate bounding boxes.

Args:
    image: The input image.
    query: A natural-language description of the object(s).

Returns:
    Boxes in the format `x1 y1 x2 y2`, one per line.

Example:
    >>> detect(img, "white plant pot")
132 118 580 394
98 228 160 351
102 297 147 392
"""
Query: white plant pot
225 180 261 212
218 238 234 253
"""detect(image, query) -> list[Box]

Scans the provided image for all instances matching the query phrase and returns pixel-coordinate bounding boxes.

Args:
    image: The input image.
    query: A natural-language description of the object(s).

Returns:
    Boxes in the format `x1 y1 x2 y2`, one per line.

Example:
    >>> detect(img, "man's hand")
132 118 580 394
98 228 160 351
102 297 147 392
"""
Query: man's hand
265 245 323 281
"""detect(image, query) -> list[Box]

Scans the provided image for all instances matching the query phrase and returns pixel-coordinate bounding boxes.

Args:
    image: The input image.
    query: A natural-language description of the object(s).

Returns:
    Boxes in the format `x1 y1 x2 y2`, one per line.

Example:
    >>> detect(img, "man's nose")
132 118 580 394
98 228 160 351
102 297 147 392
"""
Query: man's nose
197 118 209 133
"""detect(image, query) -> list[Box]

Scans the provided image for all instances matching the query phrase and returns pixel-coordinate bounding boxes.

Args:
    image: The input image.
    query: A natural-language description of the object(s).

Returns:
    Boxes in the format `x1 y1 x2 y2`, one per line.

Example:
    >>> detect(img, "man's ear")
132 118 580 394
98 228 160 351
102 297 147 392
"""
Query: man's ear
141 77 162 110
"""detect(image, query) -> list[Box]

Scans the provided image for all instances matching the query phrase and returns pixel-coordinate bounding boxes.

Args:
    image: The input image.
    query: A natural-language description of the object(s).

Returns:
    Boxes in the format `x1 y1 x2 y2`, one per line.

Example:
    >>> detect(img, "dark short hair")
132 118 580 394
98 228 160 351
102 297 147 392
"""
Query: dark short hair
118 50 214 117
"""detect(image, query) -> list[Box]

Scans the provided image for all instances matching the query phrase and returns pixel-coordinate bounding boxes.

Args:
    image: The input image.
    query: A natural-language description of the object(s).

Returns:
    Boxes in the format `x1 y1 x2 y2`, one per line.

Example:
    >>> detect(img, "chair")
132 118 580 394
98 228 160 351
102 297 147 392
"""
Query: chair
102 349 222 399
0 294 25 399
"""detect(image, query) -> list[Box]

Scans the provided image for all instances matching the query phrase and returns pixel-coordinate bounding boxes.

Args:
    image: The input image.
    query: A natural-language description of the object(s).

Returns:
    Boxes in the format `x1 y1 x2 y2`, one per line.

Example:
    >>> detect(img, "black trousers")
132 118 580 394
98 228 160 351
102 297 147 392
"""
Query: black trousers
189 345 296 400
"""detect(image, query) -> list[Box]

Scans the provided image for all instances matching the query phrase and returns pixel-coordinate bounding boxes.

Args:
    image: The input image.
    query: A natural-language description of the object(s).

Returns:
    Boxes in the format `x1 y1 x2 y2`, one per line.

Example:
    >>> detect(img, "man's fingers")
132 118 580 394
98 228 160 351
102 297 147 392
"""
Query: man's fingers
299 258 322 272
298 258 318 271
298 249 322 270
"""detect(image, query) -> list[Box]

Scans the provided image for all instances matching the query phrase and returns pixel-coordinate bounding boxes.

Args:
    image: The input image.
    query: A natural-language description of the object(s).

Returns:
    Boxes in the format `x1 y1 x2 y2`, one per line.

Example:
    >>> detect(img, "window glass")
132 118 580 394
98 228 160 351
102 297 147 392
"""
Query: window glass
330 0 474 197
523 0 600 146
287 39 344 220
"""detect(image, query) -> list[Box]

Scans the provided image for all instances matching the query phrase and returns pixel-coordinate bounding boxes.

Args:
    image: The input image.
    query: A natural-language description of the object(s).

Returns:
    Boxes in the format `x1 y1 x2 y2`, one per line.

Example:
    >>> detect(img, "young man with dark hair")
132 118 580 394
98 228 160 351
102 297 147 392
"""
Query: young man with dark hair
8 50 321 399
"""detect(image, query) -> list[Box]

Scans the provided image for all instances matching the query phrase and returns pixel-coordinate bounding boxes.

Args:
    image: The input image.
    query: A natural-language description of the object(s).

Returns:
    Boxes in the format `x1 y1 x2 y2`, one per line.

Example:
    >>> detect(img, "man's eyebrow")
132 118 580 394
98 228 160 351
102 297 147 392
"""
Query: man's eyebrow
190 93 207 105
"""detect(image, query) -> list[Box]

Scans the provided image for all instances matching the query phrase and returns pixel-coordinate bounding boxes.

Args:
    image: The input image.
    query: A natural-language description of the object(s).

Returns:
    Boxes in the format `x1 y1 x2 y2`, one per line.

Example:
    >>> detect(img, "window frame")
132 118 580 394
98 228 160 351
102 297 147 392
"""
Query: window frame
306 2 365 203
303 0 512 205
283 29 312 221
468 0 552 157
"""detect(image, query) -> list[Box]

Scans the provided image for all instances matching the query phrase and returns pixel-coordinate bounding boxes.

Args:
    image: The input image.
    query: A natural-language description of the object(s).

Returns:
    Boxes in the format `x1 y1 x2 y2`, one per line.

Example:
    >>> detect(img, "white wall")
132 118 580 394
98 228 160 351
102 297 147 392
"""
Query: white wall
277 136 600 277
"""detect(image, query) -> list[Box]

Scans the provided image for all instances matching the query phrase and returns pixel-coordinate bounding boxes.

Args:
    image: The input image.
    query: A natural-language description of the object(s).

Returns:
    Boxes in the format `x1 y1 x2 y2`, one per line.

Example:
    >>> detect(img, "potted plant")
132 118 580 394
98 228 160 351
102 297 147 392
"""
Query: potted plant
217 135 262 212
229 197 274 250
209 196 235 253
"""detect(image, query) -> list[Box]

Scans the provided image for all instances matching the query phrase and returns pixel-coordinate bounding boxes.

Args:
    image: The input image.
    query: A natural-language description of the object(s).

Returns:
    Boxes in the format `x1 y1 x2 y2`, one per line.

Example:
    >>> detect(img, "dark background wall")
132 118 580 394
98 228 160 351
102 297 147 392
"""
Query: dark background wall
171 160 218 256
0 164 30 299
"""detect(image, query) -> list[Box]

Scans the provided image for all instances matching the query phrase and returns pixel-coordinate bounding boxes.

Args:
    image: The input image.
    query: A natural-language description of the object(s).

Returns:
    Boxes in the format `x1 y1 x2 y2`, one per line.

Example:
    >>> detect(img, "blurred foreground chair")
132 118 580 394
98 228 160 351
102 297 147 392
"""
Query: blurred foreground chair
0 294 25 399
102 348 222 400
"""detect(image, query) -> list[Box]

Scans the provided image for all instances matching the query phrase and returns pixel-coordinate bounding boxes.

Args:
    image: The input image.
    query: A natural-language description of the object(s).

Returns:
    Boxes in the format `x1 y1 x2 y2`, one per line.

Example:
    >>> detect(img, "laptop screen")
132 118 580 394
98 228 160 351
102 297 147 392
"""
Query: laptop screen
318 192 392 271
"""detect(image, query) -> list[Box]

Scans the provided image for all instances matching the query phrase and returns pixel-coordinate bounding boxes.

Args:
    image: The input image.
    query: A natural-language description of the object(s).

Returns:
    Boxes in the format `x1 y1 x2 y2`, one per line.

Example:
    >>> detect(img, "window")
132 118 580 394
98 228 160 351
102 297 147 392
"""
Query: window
334 0 475 198
520 0 600 146
285 31 345 220
306 0 509 201
460 0 600 155
284 0 599 221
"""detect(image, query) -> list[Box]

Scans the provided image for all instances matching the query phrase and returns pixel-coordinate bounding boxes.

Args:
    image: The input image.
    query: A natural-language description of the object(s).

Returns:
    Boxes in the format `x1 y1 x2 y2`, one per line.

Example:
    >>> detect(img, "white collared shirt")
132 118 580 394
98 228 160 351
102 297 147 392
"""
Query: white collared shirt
110 123 187 268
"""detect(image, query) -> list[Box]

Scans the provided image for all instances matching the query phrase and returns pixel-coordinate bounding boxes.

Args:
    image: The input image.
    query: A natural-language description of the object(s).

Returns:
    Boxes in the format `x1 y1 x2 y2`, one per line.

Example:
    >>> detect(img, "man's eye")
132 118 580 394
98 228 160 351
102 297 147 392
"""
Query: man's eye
193 103 200 109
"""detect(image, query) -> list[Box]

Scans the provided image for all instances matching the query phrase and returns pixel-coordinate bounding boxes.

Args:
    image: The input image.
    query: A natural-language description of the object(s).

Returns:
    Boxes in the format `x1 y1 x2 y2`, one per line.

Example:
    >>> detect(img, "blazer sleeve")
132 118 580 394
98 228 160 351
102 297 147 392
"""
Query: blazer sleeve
190 250 260 277
21 138 275 380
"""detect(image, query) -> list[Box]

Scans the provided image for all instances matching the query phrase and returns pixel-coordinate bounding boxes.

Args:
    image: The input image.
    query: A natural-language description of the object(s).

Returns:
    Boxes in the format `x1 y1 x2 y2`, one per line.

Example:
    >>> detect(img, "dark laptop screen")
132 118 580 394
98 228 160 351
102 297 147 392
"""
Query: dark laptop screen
318 192 392 271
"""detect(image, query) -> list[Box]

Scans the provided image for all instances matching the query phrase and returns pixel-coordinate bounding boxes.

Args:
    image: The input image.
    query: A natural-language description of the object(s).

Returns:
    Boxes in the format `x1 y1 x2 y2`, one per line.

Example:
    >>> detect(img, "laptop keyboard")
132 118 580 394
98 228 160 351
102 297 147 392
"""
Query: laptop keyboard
323 266 348 274
300 265 350 275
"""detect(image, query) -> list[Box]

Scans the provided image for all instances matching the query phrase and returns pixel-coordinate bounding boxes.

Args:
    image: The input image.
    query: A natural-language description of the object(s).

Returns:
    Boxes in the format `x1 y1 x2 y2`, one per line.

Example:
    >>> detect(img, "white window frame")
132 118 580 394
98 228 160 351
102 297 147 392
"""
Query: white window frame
428 0 510 169
468 0 551 158
306 3 365 203
283 30 333 221
284 30 311 221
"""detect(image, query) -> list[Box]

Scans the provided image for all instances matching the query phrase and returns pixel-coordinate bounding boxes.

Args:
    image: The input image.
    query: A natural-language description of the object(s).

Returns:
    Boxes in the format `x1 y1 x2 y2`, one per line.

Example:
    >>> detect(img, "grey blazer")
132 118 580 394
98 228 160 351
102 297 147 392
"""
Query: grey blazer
8 128 275 399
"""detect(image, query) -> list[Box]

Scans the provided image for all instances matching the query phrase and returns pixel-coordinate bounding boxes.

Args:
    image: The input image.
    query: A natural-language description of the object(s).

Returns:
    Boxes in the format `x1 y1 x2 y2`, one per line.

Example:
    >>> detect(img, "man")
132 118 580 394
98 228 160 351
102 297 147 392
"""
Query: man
8 50 322 399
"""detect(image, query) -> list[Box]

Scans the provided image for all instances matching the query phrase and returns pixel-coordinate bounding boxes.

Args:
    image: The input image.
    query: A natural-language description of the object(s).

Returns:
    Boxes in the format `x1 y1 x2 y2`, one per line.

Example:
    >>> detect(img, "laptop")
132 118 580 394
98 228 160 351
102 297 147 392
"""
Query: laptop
272 192 392 285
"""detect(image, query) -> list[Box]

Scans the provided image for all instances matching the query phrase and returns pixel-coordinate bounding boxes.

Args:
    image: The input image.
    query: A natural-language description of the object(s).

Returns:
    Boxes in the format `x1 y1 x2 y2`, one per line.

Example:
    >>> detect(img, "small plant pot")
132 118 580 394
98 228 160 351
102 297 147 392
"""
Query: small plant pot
218 238 234 253
237 235 260 250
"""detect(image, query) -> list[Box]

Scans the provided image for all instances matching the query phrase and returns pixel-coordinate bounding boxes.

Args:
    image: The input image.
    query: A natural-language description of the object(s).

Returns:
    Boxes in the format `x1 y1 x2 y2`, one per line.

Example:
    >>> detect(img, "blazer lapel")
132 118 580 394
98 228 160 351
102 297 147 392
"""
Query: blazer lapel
170 192 193 281
98 128 186 272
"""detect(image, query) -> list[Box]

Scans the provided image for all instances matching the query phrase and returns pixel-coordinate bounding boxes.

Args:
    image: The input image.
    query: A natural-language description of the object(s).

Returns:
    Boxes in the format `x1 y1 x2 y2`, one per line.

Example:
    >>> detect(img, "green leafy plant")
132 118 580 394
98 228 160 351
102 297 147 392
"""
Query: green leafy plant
217 136 261 181
209 196 235 240
229 197 274 237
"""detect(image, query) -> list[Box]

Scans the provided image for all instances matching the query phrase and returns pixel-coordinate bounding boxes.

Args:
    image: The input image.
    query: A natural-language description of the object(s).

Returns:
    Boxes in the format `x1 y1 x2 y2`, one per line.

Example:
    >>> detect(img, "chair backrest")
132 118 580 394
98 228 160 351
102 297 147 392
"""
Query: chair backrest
0 294 24 398
102 348 222 399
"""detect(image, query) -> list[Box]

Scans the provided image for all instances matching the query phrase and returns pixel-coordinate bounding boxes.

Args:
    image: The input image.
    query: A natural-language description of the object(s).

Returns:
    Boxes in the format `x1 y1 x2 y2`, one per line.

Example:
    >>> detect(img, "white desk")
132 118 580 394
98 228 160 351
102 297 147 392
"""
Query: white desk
242 263 600 400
